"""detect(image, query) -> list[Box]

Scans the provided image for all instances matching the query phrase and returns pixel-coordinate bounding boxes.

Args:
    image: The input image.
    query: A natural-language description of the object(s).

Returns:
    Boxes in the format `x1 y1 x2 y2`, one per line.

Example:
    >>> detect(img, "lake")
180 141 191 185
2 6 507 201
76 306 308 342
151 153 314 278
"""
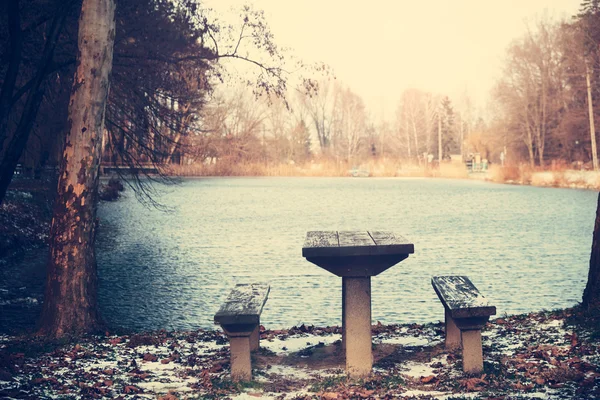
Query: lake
0 178 597 333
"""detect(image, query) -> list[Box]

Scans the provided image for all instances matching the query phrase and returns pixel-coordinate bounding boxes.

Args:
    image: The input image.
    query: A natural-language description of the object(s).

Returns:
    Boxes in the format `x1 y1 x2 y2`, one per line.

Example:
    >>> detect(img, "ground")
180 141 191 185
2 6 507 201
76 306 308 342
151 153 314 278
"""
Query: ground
0 179 52 259
1 309 598 399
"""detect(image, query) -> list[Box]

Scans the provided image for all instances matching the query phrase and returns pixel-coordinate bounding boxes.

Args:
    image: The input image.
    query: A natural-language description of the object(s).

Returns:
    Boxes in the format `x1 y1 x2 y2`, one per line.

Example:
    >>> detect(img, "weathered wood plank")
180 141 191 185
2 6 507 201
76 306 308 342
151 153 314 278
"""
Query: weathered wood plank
431 276 496 319
302 231 340 257
302 231 414 258
369 231 408 246
214 283 270 326
368 231 415 255
338 231 374 247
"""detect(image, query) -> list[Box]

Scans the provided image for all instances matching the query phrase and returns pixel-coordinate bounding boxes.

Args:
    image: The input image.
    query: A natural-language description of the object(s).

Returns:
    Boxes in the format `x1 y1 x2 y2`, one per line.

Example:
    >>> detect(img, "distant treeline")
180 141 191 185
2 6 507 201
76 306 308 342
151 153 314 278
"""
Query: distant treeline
2 1 600 188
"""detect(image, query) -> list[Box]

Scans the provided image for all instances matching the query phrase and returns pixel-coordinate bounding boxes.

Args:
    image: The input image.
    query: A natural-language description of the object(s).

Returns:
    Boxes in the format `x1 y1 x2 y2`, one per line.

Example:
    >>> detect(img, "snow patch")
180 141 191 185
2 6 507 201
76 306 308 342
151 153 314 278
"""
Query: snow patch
376 335 430 347
400 361 436 378
262 333 341 355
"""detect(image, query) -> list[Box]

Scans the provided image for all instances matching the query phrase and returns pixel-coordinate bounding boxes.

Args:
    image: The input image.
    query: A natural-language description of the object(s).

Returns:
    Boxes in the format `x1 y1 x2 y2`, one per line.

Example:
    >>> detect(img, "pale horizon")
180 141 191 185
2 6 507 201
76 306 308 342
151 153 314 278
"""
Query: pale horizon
203 0 580 120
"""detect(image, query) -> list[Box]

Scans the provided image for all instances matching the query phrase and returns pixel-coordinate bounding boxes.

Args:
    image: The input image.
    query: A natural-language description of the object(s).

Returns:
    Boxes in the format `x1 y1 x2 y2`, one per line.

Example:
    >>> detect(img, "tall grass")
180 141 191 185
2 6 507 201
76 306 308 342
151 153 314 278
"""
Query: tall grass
166 160 600 189
489 164 600 189
167 159 471 179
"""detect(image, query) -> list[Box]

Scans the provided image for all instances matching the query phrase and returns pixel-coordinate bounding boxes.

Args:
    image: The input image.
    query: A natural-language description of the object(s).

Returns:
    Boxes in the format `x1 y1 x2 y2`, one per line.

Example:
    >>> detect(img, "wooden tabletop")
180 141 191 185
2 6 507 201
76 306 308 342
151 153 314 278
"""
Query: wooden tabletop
302 231 414 258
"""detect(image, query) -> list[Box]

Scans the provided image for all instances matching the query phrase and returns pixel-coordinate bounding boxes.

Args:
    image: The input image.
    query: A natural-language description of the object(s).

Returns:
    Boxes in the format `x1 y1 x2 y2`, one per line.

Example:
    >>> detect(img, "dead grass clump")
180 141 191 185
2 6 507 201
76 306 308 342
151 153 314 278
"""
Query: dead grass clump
489 165 520 183
540 364 585 384
438 163 469 179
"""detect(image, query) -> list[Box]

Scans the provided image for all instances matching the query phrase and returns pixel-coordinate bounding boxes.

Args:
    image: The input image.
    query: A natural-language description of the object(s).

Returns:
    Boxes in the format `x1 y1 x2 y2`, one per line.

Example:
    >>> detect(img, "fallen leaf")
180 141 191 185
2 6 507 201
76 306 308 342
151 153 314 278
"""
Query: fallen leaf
535 377 545 385
124 385 141 394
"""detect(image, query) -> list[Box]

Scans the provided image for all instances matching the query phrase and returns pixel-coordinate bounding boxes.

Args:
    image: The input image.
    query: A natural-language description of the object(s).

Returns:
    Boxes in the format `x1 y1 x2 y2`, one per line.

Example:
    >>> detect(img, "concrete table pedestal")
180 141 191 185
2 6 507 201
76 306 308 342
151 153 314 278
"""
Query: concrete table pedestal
220 325 256 381
303 231 414 378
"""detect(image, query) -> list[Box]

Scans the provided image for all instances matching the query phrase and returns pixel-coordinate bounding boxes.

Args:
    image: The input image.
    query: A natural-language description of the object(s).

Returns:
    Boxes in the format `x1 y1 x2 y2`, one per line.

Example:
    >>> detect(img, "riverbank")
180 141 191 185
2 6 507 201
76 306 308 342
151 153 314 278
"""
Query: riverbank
165 162 600 191
0 308 598 399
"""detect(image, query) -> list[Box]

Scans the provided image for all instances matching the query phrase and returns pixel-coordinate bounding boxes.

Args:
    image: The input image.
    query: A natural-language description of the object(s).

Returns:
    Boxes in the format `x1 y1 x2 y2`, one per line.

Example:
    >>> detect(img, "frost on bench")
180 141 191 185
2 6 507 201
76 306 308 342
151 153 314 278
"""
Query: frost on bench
432 275 496 374
214 283 270 381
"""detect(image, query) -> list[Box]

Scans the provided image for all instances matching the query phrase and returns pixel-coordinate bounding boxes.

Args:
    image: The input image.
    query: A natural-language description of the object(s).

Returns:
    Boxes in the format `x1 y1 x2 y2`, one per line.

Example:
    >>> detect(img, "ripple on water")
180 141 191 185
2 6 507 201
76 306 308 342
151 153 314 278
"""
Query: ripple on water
2 178 595 333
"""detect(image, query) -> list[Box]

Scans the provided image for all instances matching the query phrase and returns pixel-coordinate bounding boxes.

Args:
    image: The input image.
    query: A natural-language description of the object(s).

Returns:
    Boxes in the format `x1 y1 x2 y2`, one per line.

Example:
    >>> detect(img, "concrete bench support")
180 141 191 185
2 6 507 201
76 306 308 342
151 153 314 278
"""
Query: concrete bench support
214 283 270 381
445 309 461 349
432 276 496 374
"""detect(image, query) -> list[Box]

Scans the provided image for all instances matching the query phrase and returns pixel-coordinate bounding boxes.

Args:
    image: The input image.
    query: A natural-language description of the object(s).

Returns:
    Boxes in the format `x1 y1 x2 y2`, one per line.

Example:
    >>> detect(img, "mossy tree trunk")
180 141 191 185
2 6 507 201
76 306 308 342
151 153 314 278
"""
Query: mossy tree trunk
39 0 115 338
583 193 600 310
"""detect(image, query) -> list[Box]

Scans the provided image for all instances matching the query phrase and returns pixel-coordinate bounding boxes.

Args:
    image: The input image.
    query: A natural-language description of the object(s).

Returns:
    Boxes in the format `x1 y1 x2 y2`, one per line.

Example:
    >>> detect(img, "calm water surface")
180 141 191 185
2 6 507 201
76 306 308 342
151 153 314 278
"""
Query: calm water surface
0 178 596 333
95 178 597 331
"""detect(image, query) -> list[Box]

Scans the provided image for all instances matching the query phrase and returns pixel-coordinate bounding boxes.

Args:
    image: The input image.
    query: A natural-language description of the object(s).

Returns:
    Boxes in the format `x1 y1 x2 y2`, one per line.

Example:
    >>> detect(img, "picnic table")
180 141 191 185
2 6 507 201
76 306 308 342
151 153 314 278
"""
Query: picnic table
302 231 414 378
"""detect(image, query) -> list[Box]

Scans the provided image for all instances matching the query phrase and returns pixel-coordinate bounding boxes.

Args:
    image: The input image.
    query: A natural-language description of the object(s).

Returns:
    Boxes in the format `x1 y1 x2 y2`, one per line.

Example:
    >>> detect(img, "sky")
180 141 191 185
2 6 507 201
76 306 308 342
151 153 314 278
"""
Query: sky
203 0 581 120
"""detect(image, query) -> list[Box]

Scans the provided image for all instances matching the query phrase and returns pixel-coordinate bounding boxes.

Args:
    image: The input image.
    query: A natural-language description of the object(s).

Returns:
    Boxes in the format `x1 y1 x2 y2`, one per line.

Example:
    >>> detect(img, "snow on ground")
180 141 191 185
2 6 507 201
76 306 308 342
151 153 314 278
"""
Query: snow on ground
1 310 599 399
262 333 341 355
400 361 437 378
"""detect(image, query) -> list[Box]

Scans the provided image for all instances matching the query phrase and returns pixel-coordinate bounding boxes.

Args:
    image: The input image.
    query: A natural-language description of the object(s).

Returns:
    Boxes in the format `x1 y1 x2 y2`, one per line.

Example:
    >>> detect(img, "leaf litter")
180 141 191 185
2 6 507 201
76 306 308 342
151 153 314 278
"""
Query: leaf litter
0 309 599 399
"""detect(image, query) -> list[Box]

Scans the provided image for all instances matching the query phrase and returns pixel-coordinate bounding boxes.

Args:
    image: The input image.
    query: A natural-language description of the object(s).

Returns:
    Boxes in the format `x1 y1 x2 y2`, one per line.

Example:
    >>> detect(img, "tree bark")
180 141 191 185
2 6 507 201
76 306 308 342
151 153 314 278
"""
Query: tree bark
39 0 116 338
583 193 600 310
586 64 598 171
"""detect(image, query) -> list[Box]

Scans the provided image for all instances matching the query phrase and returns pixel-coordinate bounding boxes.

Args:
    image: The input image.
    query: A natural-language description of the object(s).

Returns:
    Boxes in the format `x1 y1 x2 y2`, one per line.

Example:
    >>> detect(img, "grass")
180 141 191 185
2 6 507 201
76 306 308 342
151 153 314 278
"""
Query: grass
308 375 347 392
566 304 600 339
166 158 473 179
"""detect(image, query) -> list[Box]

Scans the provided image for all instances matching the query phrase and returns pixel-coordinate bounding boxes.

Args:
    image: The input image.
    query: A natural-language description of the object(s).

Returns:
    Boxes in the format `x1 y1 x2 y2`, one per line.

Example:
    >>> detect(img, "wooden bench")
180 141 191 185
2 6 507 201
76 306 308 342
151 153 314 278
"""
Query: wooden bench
431 276 496 374
214 283 270 381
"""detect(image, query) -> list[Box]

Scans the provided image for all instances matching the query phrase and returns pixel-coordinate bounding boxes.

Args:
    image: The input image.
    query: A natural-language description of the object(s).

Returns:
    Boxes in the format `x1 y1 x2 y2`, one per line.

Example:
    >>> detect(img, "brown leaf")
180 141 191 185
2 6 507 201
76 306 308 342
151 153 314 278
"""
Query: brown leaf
321 392 339 400
535 377 545 385
124 385 141 394
158 395 178 400
143 353 158 362
420 375 437 384
571 332 578 348
209 363 223 373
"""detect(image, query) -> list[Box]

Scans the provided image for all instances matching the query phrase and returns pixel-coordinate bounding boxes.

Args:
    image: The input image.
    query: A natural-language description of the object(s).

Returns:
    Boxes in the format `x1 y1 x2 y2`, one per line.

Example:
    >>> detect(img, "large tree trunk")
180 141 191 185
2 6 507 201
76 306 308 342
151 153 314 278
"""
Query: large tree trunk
39 0 115 338
586 64 598 171
583 193 600 310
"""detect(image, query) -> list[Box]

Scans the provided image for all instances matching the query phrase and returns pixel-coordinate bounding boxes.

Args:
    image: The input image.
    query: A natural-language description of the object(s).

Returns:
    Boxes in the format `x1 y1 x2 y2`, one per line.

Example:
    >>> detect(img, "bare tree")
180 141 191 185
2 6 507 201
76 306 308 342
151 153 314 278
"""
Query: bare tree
299 78 335 154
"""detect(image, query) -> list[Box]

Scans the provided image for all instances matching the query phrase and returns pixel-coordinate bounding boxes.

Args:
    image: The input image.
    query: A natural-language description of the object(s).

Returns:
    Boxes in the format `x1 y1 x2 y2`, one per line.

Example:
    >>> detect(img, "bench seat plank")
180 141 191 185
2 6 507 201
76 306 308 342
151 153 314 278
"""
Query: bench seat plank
431 276 496 319
214 283 270 326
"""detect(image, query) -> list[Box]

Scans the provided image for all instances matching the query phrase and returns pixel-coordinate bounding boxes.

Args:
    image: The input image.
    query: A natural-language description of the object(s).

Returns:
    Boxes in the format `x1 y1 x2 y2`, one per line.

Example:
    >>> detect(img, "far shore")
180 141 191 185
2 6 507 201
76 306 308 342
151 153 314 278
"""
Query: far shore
144 162 600 191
